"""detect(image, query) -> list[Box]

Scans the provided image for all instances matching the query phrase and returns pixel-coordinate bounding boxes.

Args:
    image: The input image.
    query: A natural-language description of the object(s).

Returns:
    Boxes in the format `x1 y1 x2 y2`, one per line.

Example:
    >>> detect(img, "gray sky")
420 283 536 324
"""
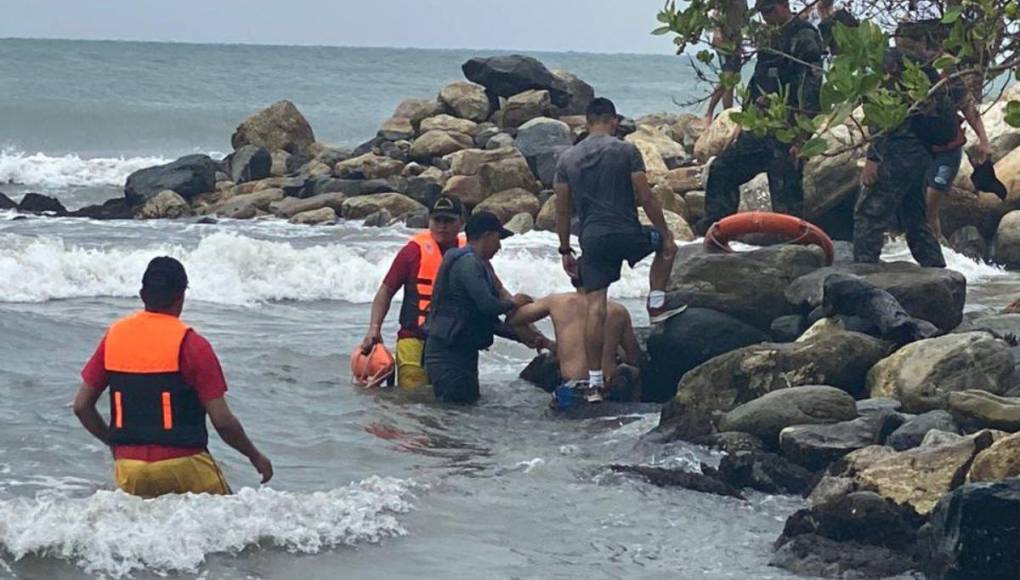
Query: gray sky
1 0 680 54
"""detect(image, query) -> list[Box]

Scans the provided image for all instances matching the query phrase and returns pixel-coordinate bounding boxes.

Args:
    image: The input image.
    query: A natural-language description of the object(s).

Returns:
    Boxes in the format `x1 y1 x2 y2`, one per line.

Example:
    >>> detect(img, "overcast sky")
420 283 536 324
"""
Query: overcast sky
0 0 681 54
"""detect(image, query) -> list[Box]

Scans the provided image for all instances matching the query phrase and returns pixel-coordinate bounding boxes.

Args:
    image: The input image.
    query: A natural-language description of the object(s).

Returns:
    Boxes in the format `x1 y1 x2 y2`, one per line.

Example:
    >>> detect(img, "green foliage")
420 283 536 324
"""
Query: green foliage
1006 100 1020 128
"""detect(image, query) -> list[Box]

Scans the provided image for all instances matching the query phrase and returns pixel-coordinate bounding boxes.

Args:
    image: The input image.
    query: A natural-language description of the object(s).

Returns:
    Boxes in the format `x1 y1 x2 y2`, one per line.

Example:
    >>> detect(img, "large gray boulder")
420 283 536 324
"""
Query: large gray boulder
922 478 1020 579
668 245 827 330
657 331 891 441
551 69 595 116
779 411 906 470
501 90 552 128
438 82 492 123
231 100 315 154
886 411 961 451
786 262 967 333
868 332 1015 413
340 193 425 221
994 209 1020 270
226 145 272 184
514 117 571 188
17 193 67 215
462 55 571 107
947 390 1020 432
124 154 218 205
718 386 858 446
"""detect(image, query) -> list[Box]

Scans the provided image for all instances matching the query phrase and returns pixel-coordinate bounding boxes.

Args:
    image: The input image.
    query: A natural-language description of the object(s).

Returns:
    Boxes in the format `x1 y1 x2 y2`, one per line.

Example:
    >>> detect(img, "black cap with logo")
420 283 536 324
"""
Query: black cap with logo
465 211 514 240
429 195 465 220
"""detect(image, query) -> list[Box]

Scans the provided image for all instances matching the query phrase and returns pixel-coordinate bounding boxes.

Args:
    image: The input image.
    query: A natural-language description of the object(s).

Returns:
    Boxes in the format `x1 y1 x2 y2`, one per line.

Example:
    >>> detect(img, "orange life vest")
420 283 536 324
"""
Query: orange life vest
399 231 466 332
104 311 208 449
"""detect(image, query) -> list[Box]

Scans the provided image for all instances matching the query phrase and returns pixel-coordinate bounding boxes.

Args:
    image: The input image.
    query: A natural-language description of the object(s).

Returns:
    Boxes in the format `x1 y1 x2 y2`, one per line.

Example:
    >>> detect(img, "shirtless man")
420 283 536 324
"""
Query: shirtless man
511 287 642 409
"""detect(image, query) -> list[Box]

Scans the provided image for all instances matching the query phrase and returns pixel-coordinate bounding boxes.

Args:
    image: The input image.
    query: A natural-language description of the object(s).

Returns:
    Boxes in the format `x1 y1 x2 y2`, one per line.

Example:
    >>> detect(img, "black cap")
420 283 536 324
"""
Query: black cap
586 97 624 122
753 0 782 12
465 211 513 240
429 195 464 220
972 160 1008 200
142 256 188 294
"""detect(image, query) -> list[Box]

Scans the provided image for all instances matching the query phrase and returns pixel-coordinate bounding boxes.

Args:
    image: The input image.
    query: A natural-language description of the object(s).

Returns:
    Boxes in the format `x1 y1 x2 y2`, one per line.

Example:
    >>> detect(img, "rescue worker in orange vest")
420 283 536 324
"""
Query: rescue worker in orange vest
73 257 273 498
360 195 466 389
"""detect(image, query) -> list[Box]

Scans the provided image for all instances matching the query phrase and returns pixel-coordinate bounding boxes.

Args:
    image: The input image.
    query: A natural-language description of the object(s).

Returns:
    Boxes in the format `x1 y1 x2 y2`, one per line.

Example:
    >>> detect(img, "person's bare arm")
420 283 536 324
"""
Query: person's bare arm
361 284 397 352
205 397 273 484
508 299 555 350
554 183 579 278
73 384 110 445
962 102 991 163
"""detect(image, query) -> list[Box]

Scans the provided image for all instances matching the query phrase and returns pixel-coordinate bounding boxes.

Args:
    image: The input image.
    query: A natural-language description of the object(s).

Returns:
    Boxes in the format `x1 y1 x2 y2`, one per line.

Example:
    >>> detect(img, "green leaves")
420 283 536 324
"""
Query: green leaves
862 89 909 132
1006 101 1020 129
942 6 964 24
799 137 829 159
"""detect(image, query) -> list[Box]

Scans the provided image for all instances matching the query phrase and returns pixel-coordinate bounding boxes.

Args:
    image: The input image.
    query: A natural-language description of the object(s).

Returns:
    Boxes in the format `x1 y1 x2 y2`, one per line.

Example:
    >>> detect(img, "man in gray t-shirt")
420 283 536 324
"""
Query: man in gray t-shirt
553 97 684 403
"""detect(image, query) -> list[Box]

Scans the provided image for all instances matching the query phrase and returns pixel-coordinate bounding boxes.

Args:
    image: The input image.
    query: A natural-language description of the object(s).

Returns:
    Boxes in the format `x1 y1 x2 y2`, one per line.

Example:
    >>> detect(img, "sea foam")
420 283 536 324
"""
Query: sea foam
0 477 416 578
0 148 170 189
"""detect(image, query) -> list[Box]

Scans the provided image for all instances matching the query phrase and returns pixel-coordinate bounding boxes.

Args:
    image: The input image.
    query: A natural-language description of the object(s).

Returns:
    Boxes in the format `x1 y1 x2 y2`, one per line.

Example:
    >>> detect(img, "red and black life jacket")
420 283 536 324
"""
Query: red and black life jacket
104 311 208 449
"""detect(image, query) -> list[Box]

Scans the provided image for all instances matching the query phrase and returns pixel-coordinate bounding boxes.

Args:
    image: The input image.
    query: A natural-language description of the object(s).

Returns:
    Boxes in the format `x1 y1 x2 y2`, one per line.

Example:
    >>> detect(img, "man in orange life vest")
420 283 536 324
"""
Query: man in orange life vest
360 195 466 389
73 257 273 498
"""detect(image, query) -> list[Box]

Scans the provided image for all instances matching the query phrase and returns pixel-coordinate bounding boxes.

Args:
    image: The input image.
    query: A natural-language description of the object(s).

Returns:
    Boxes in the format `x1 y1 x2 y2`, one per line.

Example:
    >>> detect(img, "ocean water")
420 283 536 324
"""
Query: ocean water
0 38 1013 579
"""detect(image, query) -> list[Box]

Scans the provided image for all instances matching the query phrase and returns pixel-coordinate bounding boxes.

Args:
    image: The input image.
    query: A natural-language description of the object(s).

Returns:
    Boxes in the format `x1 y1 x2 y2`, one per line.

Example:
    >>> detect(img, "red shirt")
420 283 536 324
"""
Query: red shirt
81 329 228 462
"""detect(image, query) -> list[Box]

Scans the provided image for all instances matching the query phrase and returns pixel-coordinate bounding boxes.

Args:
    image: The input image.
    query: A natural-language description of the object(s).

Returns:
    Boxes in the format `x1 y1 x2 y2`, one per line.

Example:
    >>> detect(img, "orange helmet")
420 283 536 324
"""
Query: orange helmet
350 343 395 388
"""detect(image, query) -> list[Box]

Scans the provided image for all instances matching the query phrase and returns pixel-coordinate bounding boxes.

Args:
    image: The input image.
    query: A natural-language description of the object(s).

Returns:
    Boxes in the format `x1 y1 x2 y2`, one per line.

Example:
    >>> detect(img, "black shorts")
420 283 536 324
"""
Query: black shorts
579 227 661 293
720 53 742 73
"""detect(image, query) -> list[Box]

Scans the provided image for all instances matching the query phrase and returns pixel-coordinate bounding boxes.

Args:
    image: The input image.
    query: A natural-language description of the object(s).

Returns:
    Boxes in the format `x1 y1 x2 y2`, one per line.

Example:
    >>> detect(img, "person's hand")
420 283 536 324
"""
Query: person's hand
511 293 533 308
360 330 382 354
251 452 274 484
975 139 992 165
561 253 578 279
860 160 880 187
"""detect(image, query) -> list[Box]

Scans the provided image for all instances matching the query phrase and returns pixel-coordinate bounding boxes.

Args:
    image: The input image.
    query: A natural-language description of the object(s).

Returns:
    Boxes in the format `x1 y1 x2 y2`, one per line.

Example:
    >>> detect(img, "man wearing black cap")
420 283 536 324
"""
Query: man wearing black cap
73 257 273 498
361 195 466 390
695 0 823 236
424 211 532 404
554 97 681 402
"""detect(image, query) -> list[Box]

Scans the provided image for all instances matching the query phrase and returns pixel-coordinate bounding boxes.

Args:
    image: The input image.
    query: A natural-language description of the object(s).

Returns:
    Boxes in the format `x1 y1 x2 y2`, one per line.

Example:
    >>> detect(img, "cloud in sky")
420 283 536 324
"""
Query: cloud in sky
0 0 681 54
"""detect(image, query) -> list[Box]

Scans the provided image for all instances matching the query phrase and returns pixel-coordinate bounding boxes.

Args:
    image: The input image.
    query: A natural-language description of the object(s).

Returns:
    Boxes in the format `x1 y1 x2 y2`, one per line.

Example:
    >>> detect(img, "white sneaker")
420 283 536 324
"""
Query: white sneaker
585 384 604 404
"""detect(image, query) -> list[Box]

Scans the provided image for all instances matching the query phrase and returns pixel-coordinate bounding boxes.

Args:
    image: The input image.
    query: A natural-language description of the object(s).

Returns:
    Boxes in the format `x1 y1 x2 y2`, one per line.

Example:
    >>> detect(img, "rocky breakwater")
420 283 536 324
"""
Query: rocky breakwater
619 240 1020 578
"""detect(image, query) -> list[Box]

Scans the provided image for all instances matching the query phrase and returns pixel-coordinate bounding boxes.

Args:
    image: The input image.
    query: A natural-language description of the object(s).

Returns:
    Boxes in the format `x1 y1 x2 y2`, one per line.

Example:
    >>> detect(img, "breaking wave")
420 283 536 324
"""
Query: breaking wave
0 148 169 189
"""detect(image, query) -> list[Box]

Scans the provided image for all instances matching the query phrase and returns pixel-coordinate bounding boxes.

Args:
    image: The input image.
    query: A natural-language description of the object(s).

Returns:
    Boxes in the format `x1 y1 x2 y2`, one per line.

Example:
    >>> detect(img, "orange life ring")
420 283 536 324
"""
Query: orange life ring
350 343 395 388
704 212 835 266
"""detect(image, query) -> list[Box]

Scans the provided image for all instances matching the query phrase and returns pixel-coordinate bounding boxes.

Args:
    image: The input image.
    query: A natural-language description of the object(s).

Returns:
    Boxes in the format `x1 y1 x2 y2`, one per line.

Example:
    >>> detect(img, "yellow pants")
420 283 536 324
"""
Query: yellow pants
114 452 232 498
396 338 428 390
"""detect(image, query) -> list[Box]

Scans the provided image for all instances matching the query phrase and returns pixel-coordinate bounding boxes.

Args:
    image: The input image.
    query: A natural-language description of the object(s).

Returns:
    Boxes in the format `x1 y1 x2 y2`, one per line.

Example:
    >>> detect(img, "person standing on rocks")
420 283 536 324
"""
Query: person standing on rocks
73 257 273 498
704 2 747 123
694 0 824 236
360 196 466 390
553 97 682 404
853 48 947 268
424 212 533 404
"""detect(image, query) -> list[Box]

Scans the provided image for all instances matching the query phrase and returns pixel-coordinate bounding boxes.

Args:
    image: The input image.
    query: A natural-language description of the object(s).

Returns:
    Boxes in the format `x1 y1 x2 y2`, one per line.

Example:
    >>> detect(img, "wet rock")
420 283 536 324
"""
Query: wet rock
717 451 815 495
771 315 807 342
961 313 1020 342
514 117 571 188
441 175 485 206
403 209 428 229
657 331 890 441
502 90 552 128
485 133 515 150
949 225 988 262
410 130 474 161
504 212 534 235
17 193 67 215
231 100 315 154
887 411 960 451
550 69 594 116
779 491 924 553
438 81 492 123
626 125 687 172
786 262 967 333
821 273 939 345
270 192 346 219
226 145 272 184
473 188 540 223
607 465 744 499
519 352 561 392
856 397 902 415
921 430 966 448
718 386 858 447
289 207 336 225
644 307 769 403
947 390 1020 432
305 178 392 199
269 150 291 177
779 411 905 470
922 478 1020 580
404 176 444 209
124 154 218 204
311 145 353 168
70 198 135 220
393 98 443 131
335 153 405 180
0 192 15 210
691 432 766 455
668 245 827 330
340 192 425 221
136 190 192 219
855 431 995 515
693 108 740 162
361 209 392 228
967 430 1020 482
772 533 916 579
462 55 570 107
868 333 1015 413
445 147 539 201
994 210 1020 269
534 194 557 232
211 188 283 220
420 114 479 137
378 117 415 141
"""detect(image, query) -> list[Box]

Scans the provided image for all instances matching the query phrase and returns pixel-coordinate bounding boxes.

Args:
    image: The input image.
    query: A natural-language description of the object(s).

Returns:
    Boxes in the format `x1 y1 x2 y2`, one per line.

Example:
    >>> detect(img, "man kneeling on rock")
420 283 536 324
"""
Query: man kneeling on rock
510 277 643 411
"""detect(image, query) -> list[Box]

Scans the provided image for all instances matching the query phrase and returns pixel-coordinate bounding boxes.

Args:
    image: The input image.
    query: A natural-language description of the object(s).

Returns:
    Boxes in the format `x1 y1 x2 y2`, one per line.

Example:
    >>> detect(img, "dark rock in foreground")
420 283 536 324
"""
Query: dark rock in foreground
124 154 219 205
718 386 858 447
70 198 135 220
226 145 272 184
922 478 1020 580
0 192 16 210
779 411 905 471
716 451 816 495
17 193 67 215
608 465 744 499
886 411 960 451
770 534 916 579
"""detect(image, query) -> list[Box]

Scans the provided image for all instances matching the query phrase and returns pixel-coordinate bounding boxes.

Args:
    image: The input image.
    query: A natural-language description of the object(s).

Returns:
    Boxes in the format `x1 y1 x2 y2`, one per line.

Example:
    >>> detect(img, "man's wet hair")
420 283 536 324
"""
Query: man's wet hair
586 97 620 125
140 256 188 310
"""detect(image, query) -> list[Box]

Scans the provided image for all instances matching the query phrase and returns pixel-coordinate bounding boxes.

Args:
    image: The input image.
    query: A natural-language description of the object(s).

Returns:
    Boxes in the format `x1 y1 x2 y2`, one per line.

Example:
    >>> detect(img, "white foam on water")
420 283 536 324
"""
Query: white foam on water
0 229 654 305
0 148 169 189
881 239 1009 283
0 477 416 578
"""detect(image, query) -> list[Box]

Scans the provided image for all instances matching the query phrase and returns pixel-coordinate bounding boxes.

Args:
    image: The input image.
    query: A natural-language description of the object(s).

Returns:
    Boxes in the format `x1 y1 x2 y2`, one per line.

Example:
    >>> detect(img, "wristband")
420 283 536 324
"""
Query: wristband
558 247 574 256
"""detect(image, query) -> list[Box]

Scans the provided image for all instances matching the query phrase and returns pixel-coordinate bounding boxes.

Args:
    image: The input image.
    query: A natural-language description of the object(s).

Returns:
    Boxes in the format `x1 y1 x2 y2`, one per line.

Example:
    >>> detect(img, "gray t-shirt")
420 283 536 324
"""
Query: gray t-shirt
554 134 645 240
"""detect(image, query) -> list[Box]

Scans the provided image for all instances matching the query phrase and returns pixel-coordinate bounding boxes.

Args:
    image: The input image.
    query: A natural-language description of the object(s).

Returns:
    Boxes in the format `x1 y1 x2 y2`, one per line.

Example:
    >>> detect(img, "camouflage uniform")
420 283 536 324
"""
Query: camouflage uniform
698 18 823 235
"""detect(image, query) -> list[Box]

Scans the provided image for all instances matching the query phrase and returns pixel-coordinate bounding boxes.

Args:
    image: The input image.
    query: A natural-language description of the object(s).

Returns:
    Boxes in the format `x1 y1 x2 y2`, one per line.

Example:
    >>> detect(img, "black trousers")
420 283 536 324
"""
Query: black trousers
424 340 481 405
699 131 805 234
853 138 946 268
